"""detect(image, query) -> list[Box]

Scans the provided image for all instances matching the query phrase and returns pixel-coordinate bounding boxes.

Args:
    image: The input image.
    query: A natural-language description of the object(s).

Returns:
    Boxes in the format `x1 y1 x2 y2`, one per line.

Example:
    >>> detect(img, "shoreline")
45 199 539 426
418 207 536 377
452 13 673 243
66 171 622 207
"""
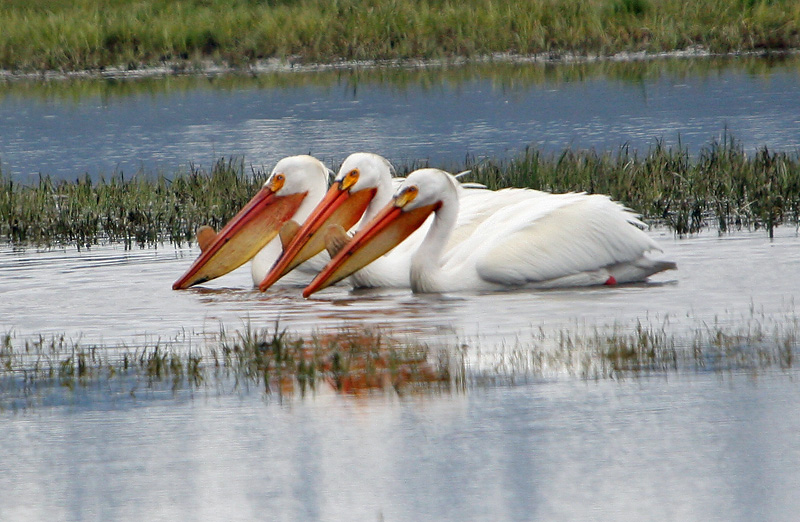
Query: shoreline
2 47 797 83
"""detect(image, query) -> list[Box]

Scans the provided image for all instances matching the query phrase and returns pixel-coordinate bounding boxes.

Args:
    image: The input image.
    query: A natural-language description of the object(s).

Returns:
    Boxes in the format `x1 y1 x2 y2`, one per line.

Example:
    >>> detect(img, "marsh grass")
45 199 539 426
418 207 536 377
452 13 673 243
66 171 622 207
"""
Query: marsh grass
0 331 206 409
0 157 266 249
1 0 799 73
460 310 800 386
210 323 451 397
4 136 796 248
463 135 800 236
2 313 797 410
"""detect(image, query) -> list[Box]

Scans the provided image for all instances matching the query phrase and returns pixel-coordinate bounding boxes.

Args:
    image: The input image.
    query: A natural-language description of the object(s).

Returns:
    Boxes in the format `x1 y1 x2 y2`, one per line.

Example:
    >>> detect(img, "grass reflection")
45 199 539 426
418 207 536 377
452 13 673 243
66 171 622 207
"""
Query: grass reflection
1 311 797 411
1 54 798 103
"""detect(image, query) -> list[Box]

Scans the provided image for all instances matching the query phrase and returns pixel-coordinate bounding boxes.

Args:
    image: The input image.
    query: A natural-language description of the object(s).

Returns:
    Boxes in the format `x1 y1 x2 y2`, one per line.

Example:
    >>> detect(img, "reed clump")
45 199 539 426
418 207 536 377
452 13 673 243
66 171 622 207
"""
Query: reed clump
465 135 800 236
1 0 799 73
0 157 265 249
3 137 799 248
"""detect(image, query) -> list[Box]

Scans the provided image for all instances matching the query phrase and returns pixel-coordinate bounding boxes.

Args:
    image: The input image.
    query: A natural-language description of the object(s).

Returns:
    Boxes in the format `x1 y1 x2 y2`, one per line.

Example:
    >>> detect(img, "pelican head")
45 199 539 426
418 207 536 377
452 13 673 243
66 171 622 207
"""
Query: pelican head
302 168 453 297
257 152 394 292
172 155 329 290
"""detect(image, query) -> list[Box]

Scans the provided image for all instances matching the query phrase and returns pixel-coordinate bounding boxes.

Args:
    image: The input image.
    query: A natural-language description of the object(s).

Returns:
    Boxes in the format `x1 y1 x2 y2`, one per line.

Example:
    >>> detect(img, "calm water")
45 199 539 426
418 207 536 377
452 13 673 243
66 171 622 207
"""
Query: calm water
1 56 799 181
2 57 800 521
2 373 799 521
3 228 800 350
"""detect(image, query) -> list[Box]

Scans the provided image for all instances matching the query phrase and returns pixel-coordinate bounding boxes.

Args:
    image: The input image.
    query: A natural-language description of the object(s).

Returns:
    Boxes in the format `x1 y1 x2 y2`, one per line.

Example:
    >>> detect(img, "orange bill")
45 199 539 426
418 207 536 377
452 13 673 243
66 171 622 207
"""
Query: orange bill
258 182 376 291
302 201 439 297
172 188 307 289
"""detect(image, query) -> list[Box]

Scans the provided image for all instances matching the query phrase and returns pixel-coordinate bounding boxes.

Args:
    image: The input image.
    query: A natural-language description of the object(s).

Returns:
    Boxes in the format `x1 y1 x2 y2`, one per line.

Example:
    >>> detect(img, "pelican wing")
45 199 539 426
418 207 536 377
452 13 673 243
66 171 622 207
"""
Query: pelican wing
443 186 548 254
467 194 660 286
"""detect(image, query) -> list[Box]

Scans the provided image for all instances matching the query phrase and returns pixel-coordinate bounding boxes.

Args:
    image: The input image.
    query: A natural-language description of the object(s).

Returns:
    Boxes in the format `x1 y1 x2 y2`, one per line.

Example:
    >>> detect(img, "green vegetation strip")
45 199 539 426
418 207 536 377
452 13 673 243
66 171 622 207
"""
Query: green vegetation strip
0 158 266 248
464 135 800 236
2 315 797 410
3 136 800 248
1 0 799 73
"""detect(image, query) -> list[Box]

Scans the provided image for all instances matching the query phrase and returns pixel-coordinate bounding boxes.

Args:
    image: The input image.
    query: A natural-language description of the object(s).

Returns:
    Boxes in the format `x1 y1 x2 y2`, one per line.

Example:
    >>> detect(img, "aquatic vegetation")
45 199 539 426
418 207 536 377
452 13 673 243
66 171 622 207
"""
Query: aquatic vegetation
3 136 796 248
461 309 800 385
0 331 206 409
1 0 799 73
211 323 451 397
0 157 266 249
464 135 800 237
1 313 797 410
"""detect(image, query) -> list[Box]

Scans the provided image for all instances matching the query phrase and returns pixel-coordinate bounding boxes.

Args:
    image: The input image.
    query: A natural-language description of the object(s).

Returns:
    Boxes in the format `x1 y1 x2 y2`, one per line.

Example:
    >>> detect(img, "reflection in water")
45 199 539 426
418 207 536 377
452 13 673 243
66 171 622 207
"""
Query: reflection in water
1 56 799 180
2 55 797 102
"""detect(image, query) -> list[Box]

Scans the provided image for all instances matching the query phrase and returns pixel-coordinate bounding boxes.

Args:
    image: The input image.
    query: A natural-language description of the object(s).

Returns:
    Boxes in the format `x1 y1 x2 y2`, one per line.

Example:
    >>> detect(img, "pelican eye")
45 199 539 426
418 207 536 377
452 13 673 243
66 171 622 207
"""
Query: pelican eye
268 173 286 192
341 169 359 190
394 185 419 207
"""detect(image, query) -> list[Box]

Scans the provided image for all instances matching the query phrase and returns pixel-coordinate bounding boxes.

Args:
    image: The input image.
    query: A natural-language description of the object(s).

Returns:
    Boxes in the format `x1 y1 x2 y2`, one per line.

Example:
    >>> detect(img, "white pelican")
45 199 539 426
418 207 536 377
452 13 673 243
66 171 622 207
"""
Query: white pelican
303 168 676 296
257 152 396 291
257 152 503 291
172 155 330 290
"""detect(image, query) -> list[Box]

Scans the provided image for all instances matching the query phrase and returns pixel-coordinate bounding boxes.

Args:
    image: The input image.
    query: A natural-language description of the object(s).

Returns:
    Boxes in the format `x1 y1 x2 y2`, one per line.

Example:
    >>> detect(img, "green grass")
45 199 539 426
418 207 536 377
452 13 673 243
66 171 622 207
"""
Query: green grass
2 136 798 248
0 324 454 410
462 135 800 237
1 0 799 72
0 157 267 248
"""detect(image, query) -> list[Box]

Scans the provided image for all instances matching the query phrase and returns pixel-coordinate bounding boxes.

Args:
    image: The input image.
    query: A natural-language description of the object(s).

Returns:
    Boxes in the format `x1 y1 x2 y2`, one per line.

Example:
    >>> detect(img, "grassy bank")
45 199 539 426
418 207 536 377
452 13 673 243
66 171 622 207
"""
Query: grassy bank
1 0 799 73
2 314 797 410
2 137 799 248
